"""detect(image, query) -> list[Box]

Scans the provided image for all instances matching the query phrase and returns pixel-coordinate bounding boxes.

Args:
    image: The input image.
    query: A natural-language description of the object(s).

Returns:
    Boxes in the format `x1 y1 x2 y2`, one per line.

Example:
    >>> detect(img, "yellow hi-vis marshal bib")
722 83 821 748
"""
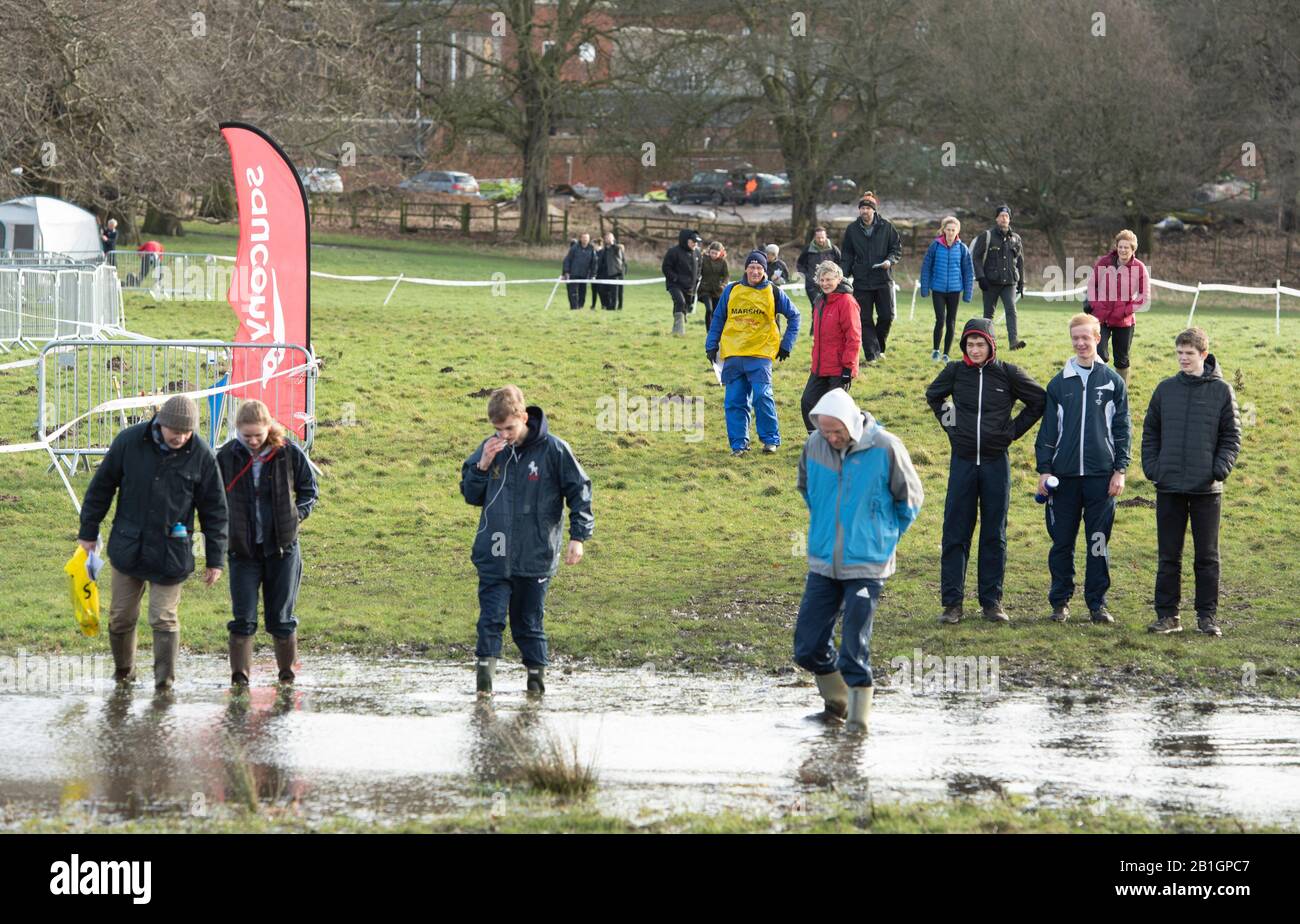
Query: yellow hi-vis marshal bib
719 283 780 360
63 547 101 638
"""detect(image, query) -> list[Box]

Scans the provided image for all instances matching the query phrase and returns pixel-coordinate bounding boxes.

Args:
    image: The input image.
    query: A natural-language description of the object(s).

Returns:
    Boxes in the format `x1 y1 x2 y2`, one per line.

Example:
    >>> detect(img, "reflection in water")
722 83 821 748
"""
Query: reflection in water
93 688 180 819
210 687 306 815
0 656 1297 828
795 722 867 796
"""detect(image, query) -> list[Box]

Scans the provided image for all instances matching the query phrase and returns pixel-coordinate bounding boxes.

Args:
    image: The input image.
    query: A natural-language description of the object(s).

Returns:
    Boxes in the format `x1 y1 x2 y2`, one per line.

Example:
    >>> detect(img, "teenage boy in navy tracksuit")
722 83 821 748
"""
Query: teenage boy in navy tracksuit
460 385 594 695
926 318 1044 624
1034 313 1131 624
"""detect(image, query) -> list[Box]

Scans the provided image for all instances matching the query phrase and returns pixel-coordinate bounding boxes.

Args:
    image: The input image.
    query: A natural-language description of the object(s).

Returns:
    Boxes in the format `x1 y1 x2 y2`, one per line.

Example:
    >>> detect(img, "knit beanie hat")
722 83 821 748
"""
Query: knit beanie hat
995 204 1012 217
156 395 199 432
745 250 768 271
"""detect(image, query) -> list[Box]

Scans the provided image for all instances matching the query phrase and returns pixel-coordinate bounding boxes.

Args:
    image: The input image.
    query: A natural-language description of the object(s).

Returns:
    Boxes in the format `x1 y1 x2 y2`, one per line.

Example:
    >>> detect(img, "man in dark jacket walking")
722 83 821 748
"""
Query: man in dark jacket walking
971 205 1027 350
1035 313 1131 624
460 385 594 695
662 228 702 336
594 231 626 310
797 226 841 304
77 395 229 690
838 192 902 362
927 318 1045 623
562 233 598 310
1141 328 1241 636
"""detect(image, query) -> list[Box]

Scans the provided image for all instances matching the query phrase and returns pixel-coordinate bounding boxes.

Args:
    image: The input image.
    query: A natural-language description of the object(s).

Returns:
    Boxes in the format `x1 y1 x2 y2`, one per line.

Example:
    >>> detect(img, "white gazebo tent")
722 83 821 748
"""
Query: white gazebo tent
0 196 102 259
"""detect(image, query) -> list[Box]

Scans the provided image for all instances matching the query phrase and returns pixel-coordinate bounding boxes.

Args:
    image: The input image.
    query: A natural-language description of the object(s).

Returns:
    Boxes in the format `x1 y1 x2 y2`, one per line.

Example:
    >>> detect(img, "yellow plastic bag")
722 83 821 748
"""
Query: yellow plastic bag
63 547 101 638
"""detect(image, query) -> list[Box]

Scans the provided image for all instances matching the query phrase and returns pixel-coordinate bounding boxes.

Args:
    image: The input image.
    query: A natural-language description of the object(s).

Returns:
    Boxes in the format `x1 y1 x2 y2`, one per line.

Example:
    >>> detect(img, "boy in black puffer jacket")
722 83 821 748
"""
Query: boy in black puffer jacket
926 317 1045 624
1141 327 1241 637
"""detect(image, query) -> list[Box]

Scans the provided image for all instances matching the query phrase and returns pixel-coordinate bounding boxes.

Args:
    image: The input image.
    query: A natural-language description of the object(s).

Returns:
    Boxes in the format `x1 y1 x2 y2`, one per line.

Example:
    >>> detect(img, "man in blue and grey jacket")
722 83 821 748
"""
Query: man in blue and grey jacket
795 388 924 733
460 385 594 695
1034 312 1131 624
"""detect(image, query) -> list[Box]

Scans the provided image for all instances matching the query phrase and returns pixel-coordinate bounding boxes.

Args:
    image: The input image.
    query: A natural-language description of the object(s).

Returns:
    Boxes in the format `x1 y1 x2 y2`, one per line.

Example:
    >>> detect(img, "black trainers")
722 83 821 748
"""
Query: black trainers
1147 616 1182 634
938 605 963 625
1090 606 1114 624
1196 616 1222 637
1049 603 1070 622
1011 340 1027 350
982 603 1010 623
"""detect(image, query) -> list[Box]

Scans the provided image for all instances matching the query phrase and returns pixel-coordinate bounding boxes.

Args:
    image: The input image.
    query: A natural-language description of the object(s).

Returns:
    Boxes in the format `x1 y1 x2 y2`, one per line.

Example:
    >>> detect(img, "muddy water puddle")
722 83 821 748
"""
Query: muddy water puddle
1 656 1298 827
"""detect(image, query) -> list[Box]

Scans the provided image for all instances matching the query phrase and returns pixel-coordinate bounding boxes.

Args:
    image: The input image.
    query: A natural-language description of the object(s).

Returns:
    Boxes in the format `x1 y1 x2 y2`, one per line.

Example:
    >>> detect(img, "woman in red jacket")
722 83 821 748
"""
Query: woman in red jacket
800 261 863 431
1087 229 1149 386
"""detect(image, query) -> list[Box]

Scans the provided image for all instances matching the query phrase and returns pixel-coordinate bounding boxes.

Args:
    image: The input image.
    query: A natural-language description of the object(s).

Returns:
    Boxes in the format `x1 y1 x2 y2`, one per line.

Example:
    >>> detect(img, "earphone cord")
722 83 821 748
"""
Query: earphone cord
474 444 517 537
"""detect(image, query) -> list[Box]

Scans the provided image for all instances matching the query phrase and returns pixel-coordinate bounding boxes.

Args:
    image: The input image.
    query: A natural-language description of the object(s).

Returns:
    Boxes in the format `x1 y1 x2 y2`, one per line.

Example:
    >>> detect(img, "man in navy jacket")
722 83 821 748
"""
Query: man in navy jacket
461 385 593 695
1034 313 1131 624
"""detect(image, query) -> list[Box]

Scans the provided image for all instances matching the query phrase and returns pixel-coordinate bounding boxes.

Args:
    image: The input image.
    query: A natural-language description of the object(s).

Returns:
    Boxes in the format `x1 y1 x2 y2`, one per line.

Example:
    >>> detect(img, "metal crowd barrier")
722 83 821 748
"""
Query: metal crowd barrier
0 264 123 352
36 339 317 471
0 250 101 266
106 250 227 301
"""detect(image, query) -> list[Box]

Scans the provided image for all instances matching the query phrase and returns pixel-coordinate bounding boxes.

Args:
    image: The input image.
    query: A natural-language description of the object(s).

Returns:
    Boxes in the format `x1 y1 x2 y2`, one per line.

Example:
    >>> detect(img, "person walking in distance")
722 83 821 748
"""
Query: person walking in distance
971 205 1026 351
838 192 902 363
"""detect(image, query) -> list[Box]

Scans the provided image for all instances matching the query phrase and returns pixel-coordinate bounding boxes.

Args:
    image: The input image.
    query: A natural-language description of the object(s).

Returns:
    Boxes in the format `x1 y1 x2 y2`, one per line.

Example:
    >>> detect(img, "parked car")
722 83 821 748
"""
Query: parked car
399 170 481 196
825 175 858 203
298 167 343 194
729 172 791 205
669 170 748 205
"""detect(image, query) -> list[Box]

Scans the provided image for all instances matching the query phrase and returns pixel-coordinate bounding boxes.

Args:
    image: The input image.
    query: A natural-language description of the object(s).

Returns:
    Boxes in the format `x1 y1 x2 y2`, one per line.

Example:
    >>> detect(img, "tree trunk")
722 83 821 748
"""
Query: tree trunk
1124 210 1155 256
1043 221 1069 276
1279 152 1299 233
142 204 183 237
789 169 820 245
518 97 551 244
198 180 236 221
1137 215 1154 256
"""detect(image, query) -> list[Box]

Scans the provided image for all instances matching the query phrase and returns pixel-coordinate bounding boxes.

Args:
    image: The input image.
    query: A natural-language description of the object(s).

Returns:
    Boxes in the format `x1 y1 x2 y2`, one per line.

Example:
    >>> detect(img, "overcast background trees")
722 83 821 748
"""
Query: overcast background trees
0 0 1293 248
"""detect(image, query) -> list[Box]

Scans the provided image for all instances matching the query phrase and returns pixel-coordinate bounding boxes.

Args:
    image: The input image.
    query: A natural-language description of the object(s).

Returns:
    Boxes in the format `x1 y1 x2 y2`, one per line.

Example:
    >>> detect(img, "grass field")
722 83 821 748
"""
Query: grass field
2 222 1298 696
17 794 1288 835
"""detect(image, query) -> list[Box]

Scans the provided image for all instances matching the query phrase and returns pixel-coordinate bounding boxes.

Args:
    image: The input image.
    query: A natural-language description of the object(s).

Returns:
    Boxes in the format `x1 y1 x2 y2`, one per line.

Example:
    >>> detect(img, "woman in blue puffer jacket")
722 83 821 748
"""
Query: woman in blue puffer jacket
919 216 974 361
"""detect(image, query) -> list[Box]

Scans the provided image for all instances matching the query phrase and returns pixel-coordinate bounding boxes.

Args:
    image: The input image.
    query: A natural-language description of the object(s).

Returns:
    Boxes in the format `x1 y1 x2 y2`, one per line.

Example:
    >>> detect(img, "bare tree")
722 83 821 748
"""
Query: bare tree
632 0 925 243
1161 0 1300 231
0 0 402 240
388 0 624 243
927 0 1203 269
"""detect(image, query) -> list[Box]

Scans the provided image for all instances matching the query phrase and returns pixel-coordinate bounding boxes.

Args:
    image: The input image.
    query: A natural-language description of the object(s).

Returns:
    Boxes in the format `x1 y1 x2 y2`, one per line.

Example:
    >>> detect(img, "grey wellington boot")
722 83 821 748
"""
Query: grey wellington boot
672 312 687 336
110 629 137 684
476 657 497 695
152 630 179 691
845 686 874 734
814 671 849 721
